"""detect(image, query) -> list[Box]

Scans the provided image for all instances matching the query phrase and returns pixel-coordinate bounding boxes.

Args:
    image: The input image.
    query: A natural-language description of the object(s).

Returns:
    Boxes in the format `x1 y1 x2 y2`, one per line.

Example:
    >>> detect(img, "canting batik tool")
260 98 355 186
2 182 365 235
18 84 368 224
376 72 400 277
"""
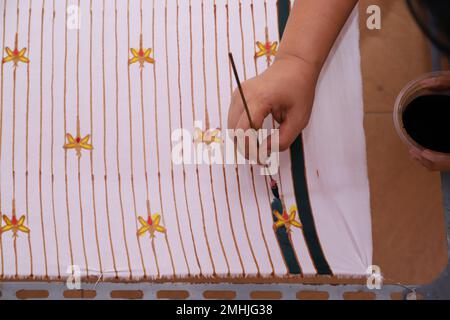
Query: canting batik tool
228 52 303 274
228 52 280 199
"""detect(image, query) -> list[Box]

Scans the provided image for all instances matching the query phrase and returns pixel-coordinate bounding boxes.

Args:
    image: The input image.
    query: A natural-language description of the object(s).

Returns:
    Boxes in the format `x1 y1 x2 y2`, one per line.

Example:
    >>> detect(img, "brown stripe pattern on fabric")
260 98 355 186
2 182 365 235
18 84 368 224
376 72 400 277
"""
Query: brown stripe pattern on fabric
212 0 240 276
50 0 61 279
38 0 49 278
88 0 103 276
113 0 132 279
24 0 34 278
152 0 176 277
188 0 216 275
0 0 343 281
227 0 261 275
63 0 75 270
139 21 160 278
163 0 190 276
75 0 90 277
224 0 247 276
0 0 7 278
101 0 118 278
126 0 148 279
133 0 159 277
175 0 203 276
200 0 230 276
11 0 20 278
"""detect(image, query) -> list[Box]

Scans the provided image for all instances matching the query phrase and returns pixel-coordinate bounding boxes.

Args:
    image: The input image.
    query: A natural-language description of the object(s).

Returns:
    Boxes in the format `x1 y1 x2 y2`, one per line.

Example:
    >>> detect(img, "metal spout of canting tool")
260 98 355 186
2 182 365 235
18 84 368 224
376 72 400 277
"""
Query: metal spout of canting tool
228 52 278 190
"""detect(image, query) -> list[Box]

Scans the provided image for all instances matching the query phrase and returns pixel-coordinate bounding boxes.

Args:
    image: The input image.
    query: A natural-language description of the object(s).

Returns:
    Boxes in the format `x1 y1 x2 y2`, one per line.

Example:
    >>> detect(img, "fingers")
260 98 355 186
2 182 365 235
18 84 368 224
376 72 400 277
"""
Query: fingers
412 153 435 171
409 148 450 172
422 150 450 162
422 150 450 172
229 90 305 155
276 111 304 151
409 147 422 160
410 148 434 170
234 100 271 160
234 100 271 132
227 89 243 130
420 76 450 92
227 77 274 161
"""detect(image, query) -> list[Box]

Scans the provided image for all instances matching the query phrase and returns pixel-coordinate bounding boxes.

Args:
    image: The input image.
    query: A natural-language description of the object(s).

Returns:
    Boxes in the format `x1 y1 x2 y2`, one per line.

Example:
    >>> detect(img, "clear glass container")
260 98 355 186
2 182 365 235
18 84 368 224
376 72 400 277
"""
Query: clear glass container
393 71 450 152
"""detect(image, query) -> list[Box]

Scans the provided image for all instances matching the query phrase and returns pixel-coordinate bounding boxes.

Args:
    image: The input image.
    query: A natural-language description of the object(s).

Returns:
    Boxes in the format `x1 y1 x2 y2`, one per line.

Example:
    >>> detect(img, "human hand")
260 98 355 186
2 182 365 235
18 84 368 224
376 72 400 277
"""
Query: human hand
410 148 450 172
420 75 450 92
227 54 319 155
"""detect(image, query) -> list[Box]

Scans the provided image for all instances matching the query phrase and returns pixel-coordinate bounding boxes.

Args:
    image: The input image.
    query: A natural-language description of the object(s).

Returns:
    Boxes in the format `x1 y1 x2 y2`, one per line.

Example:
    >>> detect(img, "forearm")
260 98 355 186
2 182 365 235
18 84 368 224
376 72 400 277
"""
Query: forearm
276 0 358 77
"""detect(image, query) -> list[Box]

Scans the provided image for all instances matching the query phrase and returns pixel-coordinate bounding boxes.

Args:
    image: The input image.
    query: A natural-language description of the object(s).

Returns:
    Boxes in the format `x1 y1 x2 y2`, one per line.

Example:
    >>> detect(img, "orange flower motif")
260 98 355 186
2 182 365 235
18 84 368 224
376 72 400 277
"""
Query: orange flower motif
193 127 221 146
273 205 302 233
129 34 155 69
137 201 166 239
63 119 93 158
255 28 278 64
137 214 166 239
2 33 29 68
1 201 30 238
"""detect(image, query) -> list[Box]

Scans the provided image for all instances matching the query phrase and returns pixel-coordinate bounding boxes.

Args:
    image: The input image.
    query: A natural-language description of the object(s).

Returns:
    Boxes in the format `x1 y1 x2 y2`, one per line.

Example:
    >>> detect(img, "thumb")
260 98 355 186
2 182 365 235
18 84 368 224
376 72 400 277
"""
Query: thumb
275 112 304 152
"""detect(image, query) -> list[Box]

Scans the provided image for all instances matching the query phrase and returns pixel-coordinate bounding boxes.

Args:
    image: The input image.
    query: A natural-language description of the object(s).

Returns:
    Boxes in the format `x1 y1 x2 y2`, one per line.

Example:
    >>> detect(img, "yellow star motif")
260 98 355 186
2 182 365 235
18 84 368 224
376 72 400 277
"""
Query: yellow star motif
273 205 302 233
129 34 155 69
193 128 222 146
63 119 93 158
255 28 278 65
2 33 29 68
137 201 166 239
1 200 30 238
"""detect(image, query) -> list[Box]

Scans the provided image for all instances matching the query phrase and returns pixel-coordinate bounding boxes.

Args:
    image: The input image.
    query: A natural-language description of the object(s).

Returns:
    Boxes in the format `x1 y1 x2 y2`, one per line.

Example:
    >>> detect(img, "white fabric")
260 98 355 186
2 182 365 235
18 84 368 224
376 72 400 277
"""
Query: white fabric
0 0 371 280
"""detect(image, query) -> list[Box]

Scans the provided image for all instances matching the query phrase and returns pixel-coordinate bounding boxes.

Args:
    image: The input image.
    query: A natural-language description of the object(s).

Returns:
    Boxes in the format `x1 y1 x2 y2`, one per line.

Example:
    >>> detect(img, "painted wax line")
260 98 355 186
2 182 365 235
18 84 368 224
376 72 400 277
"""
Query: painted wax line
126 0 148 278
24 0 34 277
175 0 203 276
188 0 216 275
101 0 118 278
38 0 49 278
88 0 103 276
201 0 230 275
152 0 176 277
50 0 62 278
165 0 191 275
114 0 133 279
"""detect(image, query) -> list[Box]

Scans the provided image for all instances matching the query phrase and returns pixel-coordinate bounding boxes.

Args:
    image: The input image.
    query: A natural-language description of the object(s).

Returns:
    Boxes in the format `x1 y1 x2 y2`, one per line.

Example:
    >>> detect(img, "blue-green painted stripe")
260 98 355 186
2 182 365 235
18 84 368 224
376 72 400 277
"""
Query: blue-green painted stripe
278 0 333 275
271 197 302 274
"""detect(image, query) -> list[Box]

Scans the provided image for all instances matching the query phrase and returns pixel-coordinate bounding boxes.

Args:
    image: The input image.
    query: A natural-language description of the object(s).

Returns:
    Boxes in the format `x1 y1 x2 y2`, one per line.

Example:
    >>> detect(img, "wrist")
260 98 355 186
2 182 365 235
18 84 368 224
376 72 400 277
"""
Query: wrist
274 51 322 83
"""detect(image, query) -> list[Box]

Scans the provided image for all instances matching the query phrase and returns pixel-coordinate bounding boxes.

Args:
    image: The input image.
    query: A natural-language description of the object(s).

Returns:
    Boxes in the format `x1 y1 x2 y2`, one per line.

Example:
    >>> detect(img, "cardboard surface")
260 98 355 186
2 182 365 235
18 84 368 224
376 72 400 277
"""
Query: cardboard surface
359 0 448 285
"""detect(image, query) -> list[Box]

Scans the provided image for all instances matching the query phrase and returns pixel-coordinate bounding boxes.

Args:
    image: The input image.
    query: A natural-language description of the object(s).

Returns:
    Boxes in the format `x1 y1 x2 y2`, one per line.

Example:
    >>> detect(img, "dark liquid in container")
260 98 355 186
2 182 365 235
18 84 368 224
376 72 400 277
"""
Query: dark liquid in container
402 94 450 154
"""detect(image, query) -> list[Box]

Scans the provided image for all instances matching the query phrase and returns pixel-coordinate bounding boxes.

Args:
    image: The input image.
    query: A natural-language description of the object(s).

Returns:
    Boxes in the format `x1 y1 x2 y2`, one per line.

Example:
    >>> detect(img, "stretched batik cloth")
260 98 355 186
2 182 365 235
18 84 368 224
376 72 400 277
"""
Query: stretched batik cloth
0 0 372 280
